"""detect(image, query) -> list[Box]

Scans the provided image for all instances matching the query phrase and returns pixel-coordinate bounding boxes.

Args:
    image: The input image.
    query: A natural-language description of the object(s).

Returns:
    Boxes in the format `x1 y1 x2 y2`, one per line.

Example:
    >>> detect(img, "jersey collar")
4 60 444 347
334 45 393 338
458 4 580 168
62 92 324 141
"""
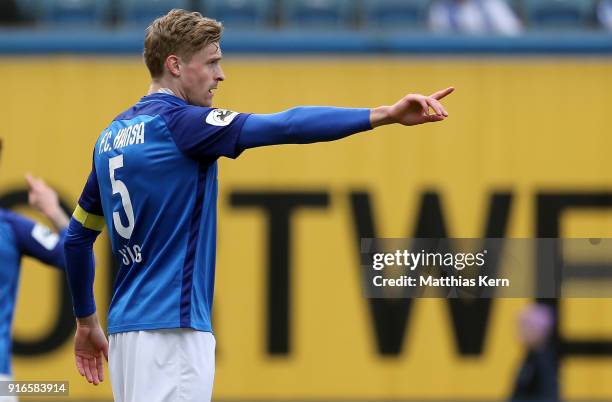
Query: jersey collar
140 91 187 106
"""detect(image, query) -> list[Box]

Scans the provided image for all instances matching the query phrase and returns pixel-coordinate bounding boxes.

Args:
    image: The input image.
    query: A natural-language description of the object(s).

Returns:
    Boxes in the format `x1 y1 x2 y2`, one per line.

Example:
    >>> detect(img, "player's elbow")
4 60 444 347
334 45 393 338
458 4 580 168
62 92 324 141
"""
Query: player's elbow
280 107 313 143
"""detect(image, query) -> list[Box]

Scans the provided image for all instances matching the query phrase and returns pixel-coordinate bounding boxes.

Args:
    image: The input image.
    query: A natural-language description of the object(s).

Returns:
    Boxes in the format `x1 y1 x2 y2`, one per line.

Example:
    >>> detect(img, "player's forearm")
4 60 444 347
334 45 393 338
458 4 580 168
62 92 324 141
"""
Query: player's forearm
64 217 99 318
46 207 70 231
238 106 372 150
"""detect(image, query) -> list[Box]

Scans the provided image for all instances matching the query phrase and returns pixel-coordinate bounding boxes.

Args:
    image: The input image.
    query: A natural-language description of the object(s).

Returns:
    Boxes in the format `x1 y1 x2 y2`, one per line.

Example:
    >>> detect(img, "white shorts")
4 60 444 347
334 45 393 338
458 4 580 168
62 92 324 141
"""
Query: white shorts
0 374 17 402
109 329 215 402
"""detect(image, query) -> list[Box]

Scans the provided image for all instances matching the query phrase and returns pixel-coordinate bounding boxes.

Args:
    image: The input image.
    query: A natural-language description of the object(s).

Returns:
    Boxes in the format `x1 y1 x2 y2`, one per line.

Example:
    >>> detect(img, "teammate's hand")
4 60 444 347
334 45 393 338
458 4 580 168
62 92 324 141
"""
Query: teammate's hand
26 174 58 215
25 174 69 230
74 314 109 386
371 87 455 127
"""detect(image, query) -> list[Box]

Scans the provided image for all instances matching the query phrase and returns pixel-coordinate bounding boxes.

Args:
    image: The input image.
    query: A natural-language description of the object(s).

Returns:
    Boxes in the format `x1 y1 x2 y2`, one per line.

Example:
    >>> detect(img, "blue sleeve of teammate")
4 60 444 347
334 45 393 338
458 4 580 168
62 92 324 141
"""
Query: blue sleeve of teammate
164 105 251 160
237 107 372 150
5 210 66 269
64 166 104 318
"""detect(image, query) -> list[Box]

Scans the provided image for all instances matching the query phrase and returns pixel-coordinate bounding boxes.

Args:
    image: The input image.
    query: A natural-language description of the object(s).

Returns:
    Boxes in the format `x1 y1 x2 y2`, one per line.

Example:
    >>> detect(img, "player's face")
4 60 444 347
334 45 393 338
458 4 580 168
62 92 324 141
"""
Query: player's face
180 43 225 107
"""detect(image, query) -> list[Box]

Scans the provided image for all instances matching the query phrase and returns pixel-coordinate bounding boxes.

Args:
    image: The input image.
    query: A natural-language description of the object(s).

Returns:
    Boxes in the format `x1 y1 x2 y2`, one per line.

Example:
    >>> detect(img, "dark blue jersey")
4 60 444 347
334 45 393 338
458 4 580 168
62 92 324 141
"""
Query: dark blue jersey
0 209 65 375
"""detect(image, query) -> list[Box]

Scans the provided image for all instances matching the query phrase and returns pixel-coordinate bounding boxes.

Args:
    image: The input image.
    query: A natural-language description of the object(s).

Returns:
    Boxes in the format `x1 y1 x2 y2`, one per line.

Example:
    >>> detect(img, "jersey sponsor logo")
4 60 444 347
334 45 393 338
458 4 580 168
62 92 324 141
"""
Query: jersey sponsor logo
205 109 238 127
31 223 60 251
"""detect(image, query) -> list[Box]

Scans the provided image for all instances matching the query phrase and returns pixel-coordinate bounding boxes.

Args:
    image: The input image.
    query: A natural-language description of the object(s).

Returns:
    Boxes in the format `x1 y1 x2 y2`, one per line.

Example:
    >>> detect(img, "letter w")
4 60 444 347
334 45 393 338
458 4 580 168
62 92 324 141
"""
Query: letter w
349 191 512 356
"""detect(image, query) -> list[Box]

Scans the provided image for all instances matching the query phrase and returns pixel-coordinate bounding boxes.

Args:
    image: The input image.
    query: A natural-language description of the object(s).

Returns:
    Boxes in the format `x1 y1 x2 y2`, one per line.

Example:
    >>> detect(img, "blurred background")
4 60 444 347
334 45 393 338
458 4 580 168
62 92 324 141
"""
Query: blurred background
2 0 612 401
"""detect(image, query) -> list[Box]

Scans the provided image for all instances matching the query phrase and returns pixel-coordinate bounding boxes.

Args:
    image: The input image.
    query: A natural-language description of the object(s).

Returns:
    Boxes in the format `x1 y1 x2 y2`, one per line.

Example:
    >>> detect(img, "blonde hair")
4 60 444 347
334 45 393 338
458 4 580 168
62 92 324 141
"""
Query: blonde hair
144 9 223 78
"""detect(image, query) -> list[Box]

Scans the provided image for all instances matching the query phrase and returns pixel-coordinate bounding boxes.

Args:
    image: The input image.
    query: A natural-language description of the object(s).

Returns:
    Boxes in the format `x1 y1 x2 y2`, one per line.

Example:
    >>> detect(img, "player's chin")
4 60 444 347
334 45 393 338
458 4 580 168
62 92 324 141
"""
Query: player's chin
200 95 213 107
188 91 212 107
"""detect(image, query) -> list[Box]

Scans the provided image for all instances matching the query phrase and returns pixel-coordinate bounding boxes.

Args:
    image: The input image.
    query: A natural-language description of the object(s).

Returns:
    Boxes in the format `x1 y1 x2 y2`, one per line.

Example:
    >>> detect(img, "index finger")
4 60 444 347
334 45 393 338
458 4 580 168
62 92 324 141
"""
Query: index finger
430 87 455 100
30 176 46 191
24 173 37 189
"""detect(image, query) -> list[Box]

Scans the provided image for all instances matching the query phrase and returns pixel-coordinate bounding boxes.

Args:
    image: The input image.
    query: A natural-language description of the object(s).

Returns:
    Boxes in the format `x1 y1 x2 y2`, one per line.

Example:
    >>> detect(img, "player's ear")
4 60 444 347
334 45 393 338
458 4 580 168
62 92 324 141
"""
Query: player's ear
165 55 181 77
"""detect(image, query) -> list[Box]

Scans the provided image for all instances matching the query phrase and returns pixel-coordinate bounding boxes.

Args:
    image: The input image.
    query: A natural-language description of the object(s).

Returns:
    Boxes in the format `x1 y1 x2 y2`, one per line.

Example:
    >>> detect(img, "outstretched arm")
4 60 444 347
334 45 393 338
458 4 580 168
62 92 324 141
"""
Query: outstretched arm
237 87 454 150
166 86 454 160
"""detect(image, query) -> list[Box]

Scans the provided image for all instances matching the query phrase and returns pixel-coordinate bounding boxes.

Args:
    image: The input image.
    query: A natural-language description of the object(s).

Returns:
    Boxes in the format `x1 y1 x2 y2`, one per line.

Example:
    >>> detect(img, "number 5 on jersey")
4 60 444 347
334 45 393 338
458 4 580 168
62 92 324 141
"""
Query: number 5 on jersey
109 155 135 239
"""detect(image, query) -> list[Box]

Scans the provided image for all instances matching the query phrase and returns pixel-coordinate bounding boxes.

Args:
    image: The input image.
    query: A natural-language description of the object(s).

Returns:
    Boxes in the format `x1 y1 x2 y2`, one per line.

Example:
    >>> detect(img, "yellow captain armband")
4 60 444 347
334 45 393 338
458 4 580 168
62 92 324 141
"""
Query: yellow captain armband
73 205 105 231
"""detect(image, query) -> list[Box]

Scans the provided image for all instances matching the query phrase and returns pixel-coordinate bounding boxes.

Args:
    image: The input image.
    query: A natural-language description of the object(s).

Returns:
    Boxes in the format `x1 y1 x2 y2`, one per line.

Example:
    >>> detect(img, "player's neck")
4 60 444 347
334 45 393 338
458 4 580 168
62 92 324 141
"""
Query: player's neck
148 82 184 100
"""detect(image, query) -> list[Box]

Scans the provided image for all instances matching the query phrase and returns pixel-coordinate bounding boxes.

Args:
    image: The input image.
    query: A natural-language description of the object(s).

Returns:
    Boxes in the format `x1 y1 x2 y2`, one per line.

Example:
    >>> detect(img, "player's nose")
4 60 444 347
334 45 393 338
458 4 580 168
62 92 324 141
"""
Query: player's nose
216 66 225 82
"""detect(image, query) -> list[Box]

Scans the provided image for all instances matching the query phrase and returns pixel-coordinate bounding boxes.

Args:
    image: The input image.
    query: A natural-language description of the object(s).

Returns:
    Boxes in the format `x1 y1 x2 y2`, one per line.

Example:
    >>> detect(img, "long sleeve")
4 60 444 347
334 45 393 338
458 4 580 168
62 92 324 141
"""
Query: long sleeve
237 106 372 151
64 167 104 318
4 210 66 269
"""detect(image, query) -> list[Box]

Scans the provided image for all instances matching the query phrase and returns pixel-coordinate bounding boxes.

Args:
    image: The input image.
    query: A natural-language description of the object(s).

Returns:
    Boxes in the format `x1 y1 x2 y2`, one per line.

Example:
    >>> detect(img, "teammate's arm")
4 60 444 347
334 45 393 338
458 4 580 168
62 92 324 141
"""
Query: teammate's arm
63 166 108 386
25 174 70 231
5 175 70 268
5 210 66 268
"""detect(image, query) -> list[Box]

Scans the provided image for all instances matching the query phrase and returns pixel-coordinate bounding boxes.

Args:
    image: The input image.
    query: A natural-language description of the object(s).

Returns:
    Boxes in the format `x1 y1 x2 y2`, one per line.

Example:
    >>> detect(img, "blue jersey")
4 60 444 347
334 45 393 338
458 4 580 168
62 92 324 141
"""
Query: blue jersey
67 92 371 334
75 93 249 334
0 209 65 374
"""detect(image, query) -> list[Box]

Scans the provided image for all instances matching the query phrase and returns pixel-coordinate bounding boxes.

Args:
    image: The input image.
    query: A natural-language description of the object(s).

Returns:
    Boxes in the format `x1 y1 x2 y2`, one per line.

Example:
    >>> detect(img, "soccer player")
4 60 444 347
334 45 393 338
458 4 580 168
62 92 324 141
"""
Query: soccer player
0 163 69 401
63 9 454 402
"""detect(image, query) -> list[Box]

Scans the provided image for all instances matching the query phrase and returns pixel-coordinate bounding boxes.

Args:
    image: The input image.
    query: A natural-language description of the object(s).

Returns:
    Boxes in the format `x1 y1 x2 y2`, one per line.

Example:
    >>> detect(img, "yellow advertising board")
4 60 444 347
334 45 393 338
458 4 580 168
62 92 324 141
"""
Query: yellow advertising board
2 57 612 400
